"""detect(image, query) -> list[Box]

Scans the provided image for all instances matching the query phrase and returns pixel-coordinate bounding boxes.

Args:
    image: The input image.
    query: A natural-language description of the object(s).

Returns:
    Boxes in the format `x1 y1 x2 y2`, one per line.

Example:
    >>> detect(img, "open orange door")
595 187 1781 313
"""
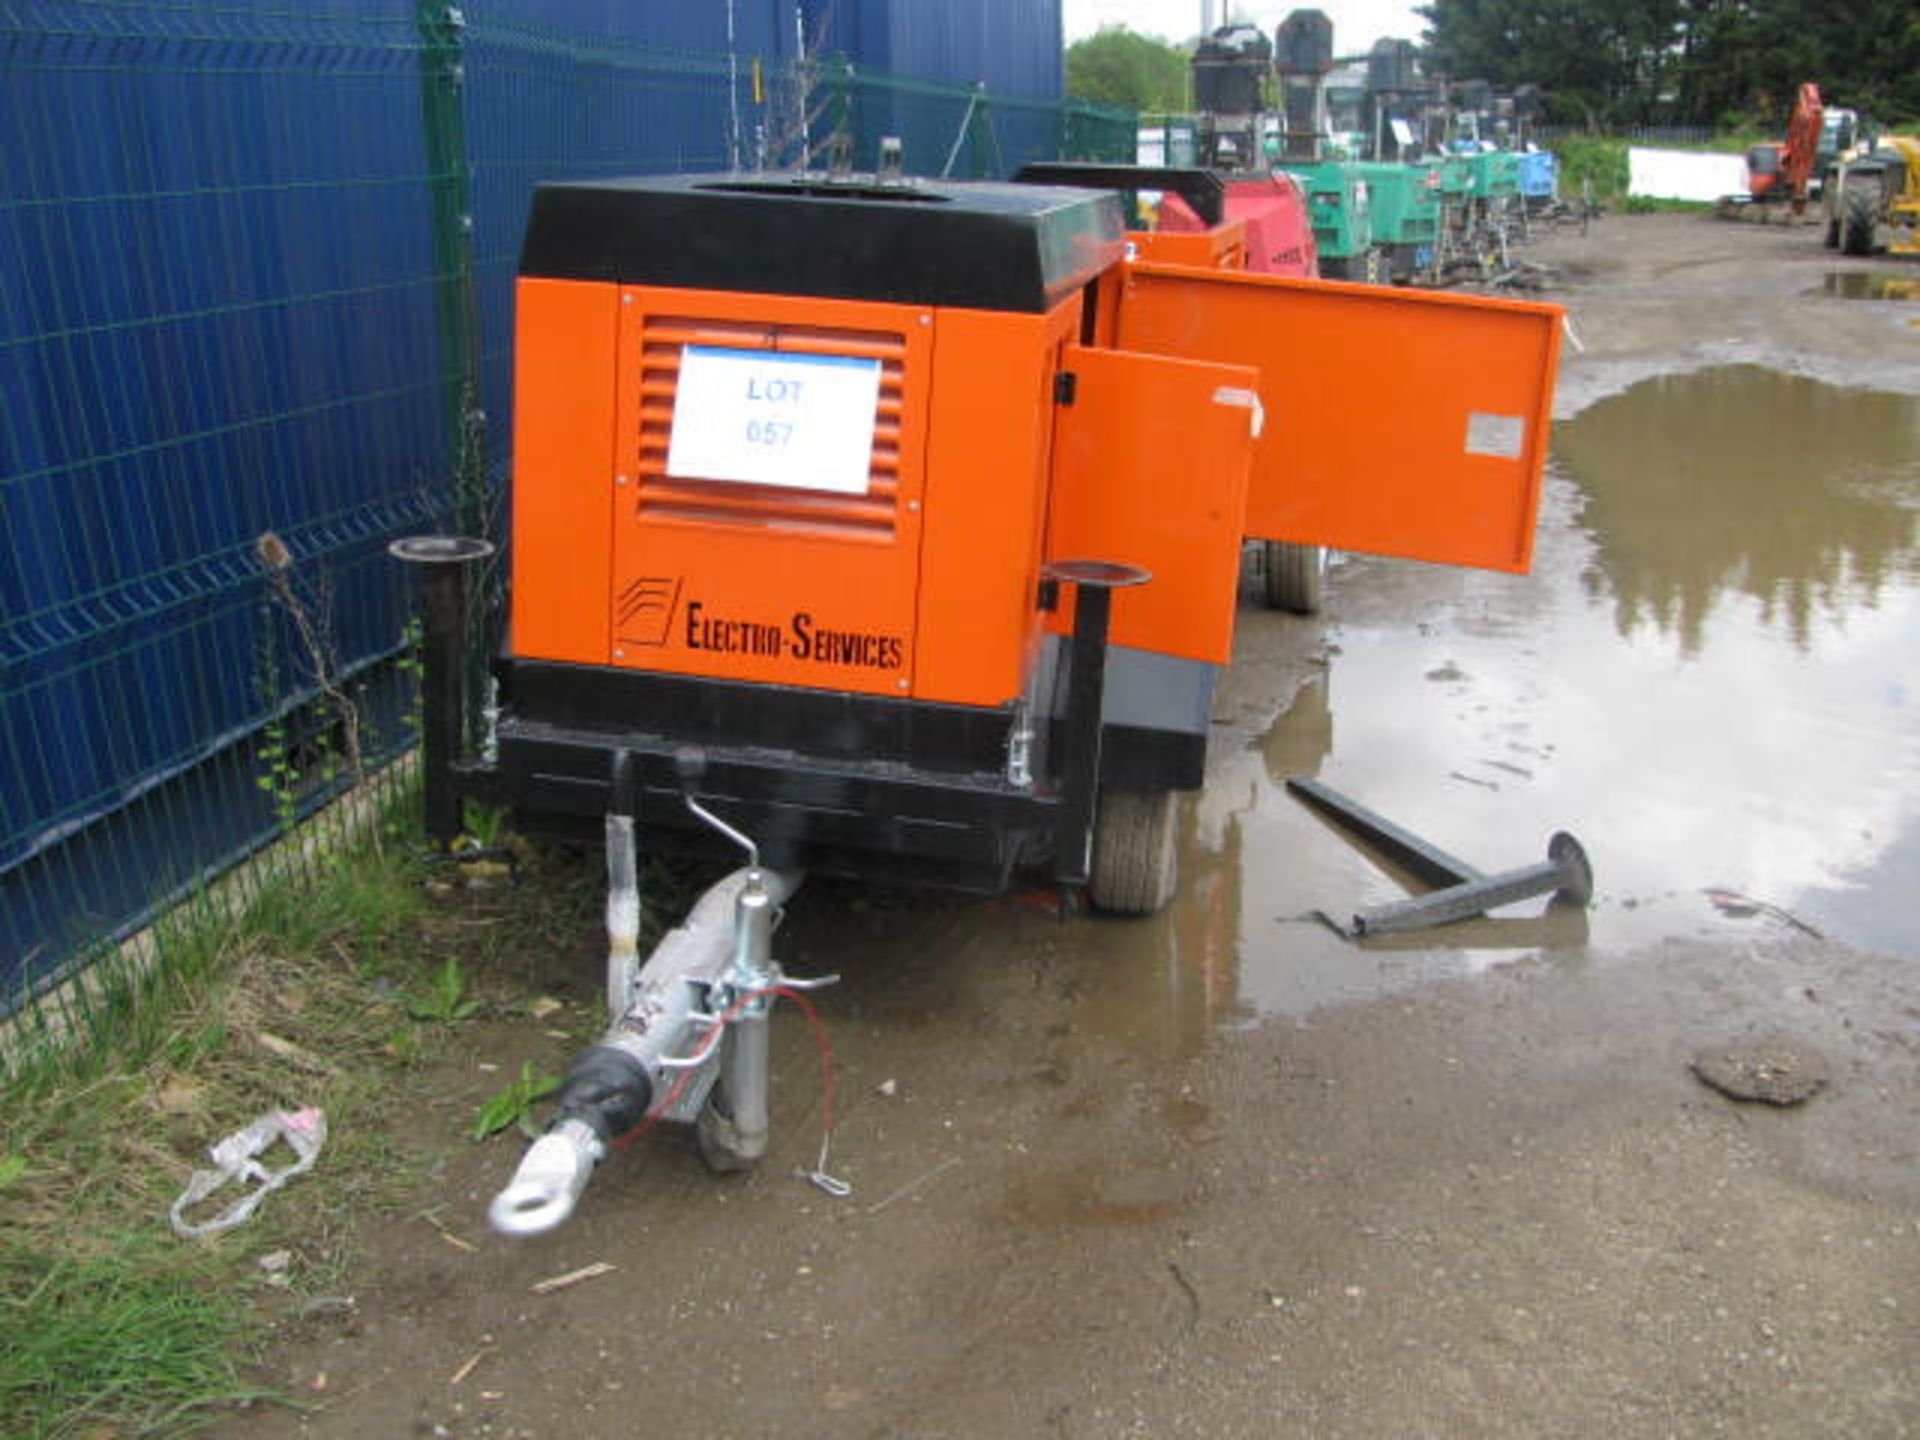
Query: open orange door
1048 345 1258 665
1115 265 1562 573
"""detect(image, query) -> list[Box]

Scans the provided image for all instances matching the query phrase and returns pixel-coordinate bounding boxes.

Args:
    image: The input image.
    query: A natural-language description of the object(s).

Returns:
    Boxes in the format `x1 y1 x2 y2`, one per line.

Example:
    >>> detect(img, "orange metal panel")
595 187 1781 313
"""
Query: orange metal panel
511 277 619 665
608 286 933 699
1086 265 1123 349
1047 345 1258 665
914 300 1082 707
1131 219 1248 271
1116 264 1562 572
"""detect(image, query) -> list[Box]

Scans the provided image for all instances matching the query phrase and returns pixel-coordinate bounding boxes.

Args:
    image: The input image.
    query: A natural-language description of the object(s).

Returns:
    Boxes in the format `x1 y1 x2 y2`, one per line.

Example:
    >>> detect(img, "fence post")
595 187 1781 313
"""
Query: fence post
416 1 487 543
415 1 491 764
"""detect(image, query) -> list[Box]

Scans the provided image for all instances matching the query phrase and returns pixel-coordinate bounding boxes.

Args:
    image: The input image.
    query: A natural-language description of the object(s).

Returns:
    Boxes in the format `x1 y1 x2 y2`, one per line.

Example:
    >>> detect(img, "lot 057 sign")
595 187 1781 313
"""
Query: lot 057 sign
666 345 883 495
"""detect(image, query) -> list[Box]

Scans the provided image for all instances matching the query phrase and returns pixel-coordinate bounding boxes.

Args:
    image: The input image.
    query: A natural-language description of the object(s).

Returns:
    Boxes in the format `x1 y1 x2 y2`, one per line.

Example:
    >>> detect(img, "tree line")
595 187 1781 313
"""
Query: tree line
1419 0 1919 131
1067 3 1920 133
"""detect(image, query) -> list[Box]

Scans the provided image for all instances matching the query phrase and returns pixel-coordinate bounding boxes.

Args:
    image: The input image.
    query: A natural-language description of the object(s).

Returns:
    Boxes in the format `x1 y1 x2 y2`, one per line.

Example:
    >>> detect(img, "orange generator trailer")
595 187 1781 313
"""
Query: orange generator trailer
413 170 1560 917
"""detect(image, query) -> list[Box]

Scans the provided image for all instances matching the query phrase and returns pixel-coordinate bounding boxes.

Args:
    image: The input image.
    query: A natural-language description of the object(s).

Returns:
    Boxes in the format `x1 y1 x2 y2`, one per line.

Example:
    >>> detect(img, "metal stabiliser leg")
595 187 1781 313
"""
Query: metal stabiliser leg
1044 559 1152 887
1349 832 1591 935
389 535 494 844
688 870 780 1169
1287 776 1593 937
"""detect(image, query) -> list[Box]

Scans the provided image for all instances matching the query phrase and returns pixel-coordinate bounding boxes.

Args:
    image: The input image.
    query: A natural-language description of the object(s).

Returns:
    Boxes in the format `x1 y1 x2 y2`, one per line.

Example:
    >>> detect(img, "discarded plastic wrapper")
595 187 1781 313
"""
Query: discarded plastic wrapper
169 1107 327 1238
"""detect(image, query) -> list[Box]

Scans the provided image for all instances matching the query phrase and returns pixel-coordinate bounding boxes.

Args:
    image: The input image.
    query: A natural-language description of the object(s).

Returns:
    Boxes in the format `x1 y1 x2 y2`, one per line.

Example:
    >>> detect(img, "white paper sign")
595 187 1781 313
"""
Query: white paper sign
1465 411 1526 460
667 346 883 495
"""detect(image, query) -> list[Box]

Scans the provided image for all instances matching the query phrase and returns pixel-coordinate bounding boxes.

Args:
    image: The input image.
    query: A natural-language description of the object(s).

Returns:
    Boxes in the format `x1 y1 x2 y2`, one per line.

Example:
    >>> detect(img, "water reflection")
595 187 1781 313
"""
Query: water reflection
1817 272 1920 301
1557 366 1920 655
862 371 1920 1043
1198 367 1920 1020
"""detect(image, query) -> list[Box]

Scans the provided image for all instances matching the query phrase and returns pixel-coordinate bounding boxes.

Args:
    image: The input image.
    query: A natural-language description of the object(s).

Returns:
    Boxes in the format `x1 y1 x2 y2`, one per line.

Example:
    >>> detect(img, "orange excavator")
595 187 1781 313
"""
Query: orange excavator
1747 83 1823 212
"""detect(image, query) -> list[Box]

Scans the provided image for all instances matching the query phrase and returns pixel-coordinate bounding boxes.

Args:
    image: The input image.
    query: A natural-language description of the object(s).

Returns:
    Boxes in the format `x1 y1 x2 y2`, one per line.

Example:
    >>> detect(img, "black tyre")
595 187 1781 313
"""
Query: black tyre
1842 182 1878 256
1089 787 1179 916
694 1091 758 1173
1262 539 1325 614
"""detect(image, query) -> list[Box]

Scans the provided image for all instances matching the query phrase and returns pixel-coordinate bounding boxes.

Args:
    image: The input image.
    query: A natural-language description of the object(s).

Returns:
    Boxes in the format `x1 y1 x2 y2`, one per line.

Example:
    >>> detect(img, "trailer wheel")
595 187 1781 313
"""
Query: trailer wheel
695 1094 758 1174
1262 540 1325 615
1842 181 1878 256
1089 787 1179 916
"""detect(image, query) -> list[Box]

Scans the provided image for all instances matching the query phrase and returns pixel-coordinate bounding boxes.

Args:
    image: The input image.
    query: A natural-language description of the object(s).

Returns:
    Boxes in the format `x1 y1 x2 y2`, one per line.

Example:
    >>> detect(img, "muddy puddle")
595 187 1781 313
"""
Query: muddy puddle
804 366 1919 1053
976 365 1920 1042
1813 271 1920 302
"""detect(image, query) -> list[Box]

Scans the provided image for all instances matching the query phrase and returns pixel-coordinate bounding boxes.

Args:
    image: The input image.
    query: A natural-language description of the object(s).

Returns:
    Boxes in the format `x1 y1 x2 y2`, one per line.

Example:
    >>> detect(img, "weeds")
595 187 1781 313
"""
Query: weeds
0 786 696 1438
471 1059 561 1141
1619 195 1714 214
0 808 443 1437
407 956 484 1025
1553 134 1630 202
255 531 366 813
460 801 510 849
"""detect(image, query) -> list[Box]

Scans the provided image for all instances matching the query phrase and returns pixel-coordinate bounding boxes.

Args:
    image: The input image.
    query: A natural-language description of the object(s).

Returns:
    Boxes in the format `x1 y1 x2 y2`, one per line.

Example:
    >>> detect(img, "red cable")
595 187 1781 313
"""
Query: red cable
609 991 754 1150
774 985 837 1161
606 986 837 1156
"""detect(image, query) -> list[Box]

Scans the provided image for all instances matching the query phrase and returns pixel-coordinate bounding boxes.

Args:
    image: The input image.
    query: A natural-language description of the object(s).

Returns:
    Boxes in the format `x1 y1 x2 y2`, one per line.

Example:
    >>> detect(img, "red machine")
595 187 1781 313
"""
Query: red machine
1750 83 1824 210
1746 142 1784 200
1013 162 1318 278
1156 173 1319 278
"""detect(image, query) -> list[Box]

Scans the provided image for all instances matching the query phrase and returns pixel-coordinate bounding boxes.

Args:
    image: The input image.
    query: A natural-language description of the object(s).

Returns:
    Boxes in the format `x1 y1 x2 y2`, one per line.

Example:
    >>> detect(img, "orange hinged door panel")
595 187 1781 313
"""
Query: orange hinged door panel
1131 219 1247 271
1116 264 1562 572
610 286 933 698
512 277 620 665
1047 345 1258 665
914 302 1082 710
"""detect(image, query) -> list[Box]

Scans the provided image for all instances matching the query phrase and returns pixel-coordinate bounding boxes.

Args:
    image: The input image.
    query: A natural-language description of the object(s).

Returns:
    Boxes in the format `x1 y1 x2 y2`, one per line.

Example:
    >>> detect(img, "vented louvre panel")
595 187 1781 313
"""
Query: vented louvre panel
635 316 906 541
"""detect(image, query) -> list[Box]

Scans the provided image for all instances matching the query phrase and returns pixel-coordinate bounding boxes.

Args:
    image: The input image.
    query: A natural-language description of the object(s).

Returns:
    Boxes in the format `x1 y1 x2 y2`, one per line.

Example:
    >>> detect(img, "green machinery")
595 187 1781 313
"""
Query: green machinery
1467 149 1523 247
1274 158 1378 280
1354 160 1440 282
1430 154 1475 271
1467 150 1521 203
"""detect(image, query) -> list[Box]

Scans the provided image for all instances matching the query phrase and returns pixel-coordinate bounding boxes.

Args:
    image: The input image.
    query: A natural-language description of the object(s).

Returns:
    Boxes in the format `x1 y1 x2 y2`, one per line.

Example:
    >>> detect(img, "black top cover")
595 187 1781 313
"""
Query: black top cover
518 172 1126 313
1013 163 1228 228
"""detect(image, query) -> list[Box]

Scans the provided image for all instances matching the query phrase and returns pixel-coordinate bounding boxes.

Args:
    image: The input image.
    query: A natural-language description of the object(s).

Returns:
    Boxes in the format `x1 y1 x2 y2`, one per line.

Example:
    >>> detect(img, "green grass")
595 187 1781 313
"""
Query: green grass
1620 195 1716 213
1696 132 1773 154
0 1241 269 1440
0 777 719 1439
0 785 443 1437
1550 133 1771 212
1552 135 1630 202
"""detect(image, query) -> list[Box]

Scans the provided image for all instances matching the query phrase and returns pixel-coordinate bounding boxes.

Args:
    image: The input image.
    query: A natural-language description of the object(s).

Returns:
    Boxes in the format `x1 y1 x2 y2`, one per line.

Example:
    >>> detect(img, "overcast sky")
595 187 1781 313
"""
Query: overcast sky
1063 1 1428 55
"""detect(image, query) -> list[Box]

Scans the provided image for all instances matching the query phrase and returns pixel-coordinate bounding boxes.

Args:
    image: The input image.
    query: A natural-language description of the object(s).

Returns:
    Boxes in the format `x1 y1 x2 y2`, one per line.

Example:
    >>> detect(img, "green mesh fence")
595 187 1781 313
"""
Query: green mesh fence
0 1 1127 1047
0 2 446 1044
